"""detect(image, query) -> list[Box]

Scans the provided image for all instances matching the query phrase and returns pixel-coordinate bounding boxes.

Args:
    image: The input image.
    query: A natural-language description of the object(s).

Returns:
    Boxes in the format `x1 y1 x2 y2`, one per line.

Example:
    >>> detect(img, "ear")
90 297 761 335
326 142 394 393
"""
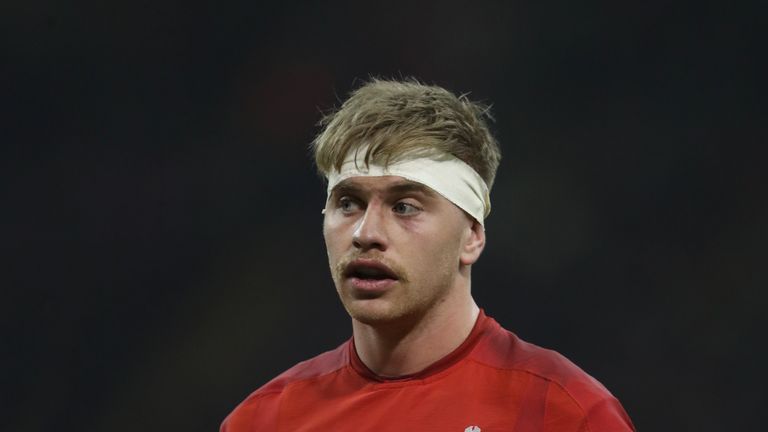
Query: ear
460 219 486 266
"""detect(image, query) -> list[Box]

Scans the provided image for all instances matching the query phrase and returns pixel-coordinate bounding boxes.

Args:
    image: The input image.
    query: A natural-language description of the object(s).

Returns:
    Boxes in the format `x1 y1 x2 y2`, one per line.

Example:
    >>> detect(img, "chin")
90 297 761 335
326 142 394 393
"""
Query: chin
343 298 427 327
347 307 397 326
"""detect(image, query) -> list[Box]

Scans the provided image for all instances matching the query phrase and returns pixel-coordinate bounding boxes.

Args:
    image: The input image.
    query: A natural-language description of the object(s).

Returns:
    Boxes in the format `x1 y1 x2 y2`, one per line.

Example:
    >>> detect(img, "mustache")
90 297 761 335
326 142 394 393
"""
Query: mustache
334 253 409 284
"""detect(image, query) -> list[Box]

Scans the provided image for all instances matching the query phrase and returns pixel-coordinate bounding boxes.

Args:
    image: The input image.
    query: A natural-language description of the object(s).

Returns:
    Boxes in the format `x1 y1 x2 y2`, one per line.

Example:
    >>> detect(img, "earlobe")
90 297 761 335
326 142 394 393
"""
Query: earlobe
460 220 486 266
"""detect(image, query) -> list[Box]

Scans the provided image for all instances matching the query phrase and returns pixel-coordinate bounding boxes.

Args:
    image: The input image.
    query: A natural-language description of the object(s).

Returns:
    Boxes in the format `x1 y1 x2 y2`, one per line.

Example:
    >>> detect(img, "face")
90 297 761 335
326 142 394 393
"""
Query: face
323 175 484 326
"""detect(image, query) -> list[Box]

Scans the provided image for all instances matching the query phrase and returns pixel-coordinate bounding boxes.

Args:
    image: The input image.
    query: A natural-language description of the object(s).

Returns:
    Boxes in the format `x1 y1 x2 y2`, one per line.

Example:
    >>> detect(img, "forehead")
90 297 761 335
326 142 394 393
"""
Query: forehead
330 176 439 198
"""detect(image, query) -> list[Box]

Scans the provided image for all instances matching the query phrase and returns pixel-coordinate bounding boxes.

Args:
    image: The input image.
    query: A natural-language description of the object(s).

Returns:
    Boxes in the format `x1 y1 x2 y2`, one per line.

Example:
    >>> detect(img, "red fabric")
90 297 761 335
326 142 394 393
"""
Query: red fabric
222 311 635 432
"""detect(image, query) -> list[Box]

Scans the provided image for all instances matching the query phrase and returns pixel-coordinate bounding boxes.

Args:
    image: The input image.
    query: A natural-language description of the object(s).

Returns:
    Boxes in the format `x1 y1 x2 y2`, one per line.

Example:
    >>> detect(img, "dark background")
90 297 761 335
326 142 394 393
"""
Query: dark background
3 1 765 431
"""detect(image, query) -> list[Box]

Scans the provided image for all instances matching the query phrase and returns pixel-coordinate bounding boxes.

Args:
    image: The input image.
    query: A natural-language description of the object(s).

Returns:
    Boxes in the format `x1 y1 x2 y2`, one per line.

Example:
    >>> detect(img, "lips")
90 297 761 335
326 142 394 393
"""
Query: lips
342 259 400 295
343 259 399 281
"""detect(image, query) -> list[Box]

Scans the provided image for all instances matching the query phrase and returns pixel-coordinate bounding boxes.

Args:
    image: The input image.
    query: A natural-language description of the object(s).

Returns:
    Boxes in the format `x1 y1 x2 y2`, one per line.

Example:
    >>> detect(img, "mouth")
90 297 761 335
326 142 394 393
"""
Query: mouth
344 259 400 281
343 259 400 294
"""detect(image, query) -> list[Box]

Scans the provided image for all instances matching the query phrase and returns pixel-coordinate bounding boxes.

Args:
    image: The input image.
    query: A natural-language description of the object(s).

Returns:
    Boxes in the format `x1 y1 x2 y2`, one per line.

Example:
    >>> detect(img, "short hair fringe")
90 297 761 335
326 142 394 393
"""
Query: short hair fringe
312 78 501 189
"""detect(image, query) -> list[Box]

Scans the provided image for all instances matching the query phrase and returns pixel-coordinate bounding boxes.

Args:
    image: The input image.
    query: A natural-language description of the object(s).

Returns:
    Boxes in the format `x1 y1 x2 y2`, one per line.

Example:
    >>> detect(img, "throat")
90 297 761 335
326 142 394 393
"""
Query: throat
351 303 480 377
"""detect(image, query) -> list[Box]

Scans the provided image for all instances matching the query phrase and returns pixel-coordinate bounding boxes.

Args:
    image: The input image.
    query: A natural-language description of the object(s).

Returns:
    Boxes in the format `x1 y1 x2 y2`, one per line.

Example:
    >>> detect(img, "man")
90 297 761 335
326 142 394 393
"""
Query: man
222 79 635 431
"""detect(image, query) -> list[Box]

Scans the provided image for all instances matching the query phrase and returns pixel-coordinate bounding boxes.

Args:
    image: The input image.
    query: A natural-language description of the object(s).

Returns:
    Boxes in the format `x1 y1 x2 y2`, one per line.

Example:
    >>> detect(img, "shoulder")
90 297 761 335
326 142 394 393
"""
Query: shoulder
472 319 635 431
220 341 350 432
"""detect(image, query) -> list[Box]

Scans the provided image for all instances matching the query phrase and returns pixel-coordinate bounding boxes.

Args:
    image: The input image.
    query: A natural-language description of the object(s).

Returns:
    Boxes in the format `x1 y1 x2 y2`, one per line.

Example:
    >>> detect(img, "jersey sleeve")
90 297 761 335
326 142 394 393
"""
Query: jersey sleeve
220 391 281 432
544 382 635 432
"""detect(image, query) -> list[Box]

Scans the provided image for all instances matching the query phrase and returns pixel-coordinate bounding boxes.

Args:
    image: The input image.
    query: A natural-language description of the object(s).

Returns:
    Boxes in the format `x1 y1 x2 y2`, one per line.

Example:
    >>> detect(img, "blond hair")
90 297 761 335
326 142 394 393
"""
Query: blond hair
312 78 502 189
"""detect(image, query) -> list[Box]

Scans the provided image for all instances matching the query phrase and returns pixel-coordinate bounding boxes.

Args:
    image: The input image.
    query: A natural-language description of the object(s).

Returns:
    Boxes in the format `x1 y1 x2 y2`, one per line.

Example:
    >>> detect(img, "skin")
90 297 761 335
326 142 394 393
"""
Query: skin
323 175 486 377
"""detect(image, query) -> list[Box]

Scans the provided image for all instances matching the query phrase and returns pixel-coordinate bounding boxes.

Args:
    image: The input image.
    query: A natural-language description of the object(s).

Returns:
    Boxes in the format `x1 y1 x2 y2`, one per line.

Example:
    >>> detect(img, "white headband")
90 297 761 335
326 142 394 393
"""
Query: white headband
326 151 491 226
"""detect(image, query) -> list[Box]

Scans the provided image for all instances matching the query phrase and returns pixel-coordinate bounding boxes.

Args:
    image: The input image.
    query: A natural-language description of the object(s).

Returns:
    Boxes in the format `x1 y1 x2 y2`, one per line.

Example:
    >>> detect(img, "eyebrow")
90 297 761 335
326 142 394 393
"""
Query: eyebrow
330 179 438 199
388 181 438 197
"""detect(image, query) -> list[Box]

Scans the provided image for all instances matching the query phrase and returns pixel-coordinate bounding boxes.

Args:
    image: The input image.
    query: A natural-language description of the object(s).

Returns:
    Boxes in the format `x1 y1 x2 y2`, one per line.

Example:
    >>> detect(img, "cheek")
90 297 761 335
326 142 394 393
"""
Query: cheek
322 220 335 252
323 214 342 240
427 228 464 266
407 230 461 275
323 217 348 259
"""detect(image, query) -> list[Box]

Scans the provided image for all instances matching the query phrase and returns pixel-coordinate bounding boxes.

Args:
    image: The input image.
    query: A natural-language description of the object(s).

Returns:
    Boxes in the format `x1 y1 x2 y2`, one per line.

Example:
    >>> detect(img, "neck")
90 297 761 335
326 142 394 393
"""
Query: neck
352 286 480 378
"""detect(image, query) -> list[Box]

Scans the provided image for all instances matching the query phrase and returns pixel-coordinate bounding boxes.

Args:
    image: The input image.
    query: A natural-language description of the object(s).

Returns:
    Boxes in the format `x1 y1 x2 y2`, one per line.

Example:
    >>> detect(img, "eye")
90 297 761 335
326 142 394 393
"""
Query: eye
393 202 420 215
338 197 361 214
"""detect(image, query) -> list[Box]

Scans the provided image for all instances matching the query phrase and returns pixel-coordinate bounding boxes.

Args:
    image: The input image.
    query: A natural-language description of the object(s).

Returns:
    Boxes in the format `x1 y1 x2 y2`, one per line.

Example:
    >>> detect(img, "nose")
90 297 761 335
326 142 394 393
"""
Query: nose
352 204 388 252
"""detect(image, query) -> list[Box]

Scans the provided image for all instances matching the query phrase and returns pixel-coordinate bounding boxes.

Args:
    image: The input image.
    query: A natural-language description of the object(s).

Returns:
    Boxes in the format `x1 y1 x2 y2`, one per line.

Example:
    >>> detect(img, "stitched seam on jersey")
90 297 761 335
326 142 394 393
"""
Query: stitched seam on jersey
273 365 349 395
466 358 593 431
268 367 350 431
250 363 349 399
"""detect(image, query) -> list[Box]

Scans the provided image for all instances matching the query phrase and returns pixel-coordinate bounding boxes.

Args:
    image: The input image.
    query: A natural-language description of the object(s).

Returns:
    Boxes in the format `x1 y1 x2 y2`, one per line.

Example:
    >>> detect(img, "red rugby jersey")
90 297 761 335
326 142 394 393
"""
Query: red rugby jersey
222 310 635 432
